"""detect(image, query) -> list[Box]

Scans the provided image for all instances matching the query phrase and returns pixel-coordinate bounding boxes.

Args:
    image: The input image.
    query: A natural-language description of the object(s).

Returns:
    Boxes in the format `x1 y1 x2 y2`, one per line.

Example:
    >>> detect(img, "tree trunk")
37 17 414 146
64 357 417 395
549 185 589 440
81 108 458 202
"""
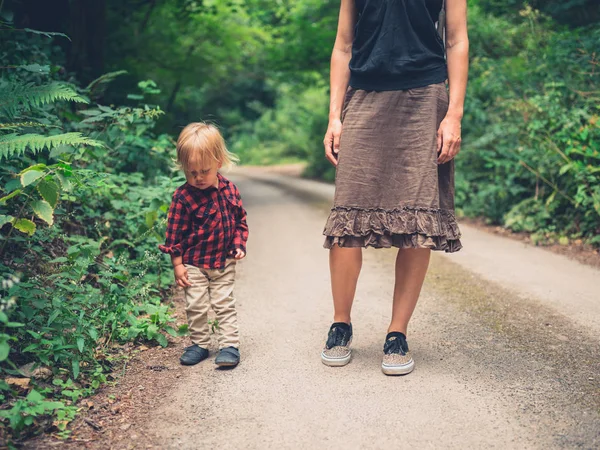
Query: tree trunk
166 45 196 112
166 80 182 113
68 0 107 83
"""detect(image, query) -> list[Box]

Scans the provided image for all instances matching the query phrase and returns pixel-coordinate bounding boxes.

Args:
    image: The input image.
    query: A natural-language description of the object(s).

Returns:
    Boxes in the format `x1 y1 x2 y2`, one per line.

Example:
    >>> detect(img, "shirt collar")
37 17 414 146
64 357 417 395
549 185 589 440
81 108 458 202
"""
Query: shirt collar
217 173 229 191
185 173 228 194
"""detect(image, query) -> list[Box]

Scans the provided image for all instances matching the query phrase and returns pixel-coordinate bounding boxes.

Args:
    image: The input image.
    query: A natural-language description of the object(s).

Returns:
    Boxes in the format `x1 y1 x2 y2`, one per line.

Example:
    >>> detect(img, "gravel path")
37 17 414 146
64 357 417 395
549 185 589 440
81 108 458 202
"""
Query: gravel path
143 171 600 449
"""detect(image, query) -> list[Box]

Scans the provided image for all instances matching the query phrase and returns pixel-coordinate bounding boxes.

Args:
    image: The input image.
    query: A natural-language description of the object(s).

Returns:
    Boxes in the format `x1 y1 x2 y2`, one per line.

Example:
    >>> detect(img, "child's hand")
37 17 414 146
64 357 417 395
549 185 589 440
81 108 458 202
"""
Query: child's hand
232 248 246 260
174 264 192 288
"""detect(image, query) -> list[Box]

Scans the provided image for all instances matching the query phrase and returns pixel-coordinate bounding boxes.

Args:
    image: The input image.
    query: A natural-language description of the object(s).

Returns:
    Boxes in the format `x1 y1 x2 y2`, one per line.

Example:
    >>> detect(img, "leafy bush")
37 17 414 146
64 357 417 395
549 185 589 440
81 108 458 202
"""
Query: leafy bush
231 84 329 168
458 6 600 245
0 30 184 443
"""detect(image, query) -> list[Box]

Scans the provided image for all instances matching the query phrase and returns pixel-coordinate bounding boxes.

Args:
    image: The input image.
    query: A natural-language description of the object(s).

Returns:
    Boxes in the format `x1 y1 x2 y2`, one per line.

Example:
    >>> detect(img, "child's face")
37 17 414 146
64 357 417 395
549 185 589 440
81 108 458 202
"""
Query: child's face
184 161 222 190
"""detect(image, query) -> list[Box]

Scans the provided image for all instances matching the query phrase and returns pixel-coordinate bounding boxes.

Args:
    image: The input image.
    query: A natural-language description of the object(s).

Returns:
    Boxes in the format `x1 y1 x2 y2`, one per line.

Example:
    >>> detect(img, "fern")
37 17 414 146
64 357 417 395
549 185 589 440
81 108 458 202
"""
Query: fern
23 28 70 41
0 81 88 119
85 70 127 92
0 122 55 131
0 132 103 160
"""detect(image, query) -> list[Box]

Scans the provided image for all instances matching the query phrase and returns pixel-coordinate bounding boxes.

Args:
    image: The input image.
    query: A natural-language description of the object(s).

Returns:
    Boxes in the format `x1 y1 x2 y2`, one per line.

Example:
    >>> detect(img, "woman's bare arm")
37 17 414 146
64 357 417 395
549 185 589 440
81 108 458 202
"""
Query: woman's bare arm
324 0 356 166
445 0 469 121
437 0 469 164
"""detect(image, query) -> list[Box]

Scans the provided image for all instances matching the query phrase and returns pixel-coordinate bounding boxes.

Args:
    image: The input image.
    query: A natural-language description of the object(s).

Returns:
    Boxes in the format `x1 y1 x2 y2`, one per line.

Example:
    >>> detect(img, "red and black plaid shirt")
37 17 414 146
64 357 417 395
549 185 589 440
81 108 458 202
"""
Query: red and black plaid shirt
159 173 249 269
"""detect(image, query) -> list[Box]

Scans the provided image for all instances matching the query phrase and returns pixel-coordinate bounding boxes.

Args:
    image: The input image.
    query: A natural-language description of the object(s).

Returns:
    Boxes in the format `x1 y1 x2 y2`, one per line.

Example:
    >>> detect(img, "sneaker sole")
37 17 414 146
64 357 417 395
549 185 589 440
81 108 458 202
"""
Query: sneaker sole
180 357 209 366
215 360 239 367
381 360 415 376
320 351 351 367
180 360 204 366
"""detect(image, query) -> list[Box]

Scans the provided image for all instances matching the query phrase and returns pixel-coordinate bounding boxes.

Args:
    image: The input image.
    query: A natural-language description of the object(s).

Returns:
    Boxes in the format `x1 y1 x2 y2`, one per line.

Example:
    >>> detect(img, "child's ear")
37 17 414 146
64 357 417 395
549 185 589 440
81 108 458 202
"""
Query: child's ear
217 161 223 169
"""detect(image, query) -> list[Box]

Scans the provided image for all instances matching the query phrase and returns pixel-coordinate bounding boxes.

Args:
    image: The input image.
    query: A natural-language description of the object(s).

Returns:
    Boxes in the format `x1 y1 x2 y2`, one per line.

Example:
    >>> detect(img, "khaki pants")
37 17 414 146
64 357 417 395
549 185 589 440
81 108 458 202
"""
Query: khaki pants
183 260 239 349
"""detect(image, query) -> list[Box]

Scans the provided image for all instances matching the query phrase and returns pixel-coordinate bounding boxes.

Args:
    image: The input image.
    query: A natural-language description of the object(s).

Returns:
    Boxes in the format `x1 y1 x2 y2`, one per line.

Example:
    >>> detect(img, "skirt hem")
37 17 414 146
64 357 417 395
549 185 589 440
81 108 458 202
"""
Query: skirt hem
323 205 462 253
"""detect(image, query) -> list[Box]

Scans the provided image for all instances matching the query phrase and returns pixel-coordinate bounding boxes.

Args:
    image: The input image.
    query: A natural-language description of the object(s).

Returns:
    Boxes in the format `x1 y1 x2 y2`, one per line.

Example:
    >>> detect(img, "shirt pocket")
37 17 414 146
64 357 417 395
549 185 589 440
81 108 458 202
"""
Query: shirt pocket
224 195 242 224
192 200 219 229
225 194 241 208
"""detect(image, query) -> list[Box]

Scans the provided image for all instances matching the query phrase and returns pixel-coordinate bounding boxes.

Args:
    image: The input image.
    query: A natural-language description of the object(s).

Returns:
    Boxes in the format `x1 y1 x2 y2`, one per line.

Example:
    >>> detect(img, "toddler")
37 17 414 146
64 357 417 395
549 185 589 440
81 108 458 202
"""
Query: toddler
159 122 248 367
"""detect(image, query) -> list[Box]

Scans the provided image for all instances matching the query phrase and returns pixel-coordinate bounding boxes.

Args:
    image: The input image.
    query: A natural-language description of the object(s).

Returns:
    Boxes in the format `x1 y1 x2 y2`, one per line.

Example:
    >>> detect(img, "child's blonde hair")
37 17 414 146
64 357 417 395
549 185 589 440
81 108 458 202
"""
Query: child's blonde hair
176 122 239 171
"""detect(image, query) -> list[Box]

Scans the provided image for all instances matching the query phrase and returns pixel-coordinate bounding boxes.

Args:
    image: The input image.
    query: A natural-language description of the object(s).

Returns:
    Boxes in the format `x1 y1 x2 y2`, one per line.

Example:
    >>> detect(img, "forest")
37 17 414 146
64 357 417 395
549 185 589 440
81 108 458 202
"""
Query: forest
0 0 599 443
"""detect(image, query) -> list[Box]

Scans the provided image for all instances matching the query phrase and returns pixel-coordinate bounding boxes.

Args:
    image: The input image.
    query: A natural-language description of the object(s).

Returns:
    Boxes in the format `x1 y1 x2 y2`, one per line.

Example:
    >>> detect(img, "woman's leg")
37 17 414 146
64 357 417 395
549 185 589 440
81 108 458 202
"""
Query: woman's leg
330 244 362 323
388 248 431 334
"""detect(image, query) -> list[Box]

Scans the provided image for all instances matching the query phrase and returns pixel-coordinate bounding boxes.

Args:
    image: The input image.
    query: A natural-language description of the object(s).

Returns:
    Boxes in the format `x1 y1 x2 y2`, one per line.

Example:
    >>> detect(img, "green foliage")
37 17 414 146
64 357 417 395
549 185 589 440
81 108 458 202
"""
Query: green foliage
0 26 183 443
102 0 272 131
0 389 73 434
0 132 103 159
470 0 599 26
0 81 87 119
232 85 328 167
457 6 600 244
1 0 599 443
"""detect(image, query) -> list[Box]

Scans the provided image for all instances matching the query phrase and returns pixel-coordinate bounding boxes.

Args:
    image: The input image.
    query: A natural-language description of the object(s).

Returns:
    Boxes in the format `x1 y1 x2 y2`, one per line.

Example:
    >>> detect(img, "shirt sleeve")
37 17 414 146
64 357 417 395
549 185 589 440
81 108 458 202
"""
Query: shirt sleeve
231 186 249 254
158 193 189 257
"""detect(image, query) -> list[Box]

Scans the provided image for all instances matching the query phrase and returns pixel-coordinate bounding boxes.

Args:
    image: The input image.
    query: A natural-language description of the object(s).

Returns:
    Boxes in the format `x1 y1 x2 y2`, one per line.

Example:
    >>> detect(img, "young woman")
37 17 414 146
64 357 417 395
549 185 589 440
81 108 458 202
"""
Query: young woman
321 0 469 375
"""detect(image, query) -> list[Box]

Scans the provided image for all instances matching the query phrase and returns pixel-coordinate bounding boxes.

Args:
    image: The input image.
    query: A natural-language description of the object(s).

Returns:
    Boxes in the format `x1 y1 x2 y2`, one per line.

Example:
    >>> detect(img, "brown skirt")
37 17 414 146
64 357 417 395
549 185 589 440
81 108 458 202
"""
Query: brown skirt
323 82 462 252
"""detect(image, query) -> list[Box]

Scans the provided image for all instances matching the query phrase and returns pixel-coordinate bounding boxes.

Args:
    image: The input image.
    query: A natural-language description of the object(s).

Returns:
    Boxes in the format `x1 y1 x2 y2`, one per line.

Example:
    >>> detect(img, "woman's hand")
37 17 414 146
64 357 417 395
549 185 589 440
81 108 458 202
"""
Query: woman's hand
324 118 343 166
174 264 192 288
437 115 462 164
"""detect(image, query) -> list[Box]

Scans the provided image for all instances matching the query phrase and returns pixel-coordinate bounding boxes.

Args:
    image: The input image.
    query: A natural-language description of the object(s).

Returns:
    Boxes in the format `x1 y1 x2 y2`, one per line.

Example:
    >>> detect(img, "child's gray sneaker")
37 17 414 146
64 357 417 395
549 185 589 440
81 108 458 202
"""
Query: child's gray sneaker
321 322 353 367
180 344 209 366
215 347 240 367
381 332 414 375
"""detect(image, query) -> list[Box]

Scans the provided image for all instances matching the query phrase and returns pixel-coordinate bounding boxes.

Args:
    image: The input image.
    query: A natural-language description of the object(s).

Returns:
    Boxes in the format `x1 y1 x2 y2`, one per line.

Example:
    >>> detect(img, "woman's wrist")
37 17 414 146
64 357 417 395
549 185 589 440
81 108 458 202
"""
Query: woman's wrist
445 108 464 121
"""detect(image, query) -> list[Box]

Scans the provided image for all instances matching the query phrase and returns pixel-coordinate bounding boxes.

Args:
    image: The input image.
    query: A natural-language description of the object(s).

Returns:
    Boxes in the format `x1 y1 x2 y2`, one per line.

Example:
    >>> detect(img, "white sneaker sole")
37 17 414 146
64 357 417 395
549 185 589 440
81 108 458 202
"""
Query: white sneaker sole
382 359 415 375
321 351 352 367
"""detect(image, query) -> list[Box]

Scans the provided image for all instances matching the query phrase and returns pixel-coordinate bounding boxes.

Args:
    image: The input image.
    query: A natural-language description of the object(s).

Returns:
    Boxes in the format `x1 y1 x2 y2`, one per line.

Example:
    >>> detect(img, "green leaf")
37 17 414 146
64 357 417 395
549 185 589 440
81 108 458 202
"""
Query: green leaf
72 359 80 379
84 70 127 92
88 328 98 341
22 344 40 352
47 309 60 326
79 109 102 116
49 144 75 159
0 189 22 204
155 333 168 347
20 169 44 187
37 180 60 207
1 81 86 120
76 337 84 353
0 215 14 228
164 326 179 337
23 28 71 40
97 105 114 113
32 200 54 225
27 389 44 402
56 173 72 191
145 210 157 228
0 341 9 362
0 312 7 323
57 162 73 177
4 178 21 192
13 218 36 235
0 132 102 160
558 164 572 176
50 257 68 263
20 64 50 74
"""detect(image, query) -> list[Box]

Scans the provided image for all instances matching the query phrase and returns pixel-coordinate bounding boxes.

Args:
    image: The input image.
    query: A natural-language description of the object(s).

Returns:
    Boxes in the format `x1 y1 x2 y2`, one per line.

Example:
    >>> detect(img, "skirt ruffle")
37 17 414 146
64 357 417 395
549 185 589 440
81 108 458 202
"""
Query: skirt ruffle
323 206 462 253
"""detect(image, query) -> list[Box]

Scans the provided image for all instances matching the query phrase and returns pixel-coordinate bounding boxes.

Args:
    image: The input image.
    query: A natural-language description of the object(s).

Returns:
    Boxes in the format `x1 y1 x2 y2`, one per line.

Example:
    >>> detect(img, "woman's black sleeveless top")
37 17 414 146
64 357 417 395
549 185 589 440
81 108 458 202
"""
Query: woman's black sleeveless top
349 0 447 91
